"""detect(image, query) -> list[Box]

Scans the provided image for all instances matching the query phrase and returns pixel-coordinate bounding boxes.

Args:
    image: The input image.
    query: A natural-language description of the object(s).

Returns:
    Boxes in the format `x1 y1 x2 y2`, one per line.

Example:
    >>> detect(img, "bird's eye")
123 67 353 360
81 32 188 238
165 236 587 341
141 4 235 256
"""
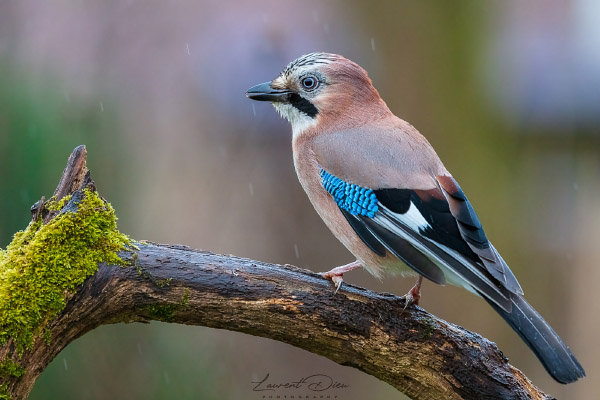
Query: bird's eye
301 76 318 91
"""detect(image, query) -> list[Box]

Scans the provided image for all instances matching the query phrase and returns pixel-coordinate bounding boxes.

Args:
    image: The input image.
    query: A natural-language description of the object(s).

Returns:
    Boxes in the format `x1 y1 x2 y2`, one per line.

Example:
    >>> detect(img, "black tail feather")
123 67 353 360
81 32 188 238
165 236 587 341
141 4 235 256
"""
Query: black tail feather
483 293 585 384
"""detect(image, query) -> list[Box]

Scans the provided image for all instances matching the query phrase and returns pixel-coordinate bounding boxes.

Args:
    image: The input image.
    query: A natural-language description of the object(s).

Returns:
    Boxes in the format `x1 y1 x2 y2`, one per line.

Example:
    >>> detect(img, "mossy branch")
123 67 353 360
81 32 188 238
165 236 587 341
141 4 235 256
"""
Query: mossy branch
0 146 552 400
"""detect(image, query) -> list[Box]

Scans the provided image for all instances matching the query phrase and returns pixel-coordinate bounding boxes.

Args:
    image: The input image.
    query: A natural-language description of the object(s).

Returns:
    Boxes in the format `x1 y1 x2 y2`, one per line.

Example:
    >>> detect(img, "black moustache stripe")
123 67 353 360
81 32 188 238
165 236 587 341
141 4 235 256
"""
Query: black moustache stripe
288 93 318 118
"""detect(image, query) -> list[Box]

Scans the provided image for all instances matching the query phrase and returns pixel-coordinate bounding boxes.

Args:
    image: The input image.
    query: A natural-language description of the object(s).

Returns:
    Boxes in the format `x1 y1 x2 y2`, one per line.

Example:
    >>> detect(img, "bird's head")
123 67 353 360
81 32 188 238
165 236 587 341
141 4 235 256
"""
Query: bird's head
246 52 388 136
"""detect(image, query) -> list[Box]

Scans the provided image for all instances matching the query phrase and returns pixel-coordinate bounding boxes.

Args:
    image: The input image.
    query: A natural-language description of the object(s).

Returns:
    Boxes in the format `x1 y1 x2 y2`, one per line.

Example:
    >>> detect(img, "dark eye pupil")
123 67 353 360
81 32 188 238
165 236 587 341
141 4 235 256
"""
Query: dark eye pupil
303 77 315 89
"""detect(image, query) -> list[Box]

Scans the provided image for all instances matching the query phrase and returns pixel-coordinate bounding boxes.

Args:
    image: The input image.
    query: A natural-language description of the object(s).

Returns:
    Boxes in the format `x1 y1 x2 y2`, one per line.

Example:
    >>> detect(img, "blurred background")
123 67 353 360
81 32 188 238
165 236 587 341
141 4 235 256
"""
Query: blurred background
1 0 598 398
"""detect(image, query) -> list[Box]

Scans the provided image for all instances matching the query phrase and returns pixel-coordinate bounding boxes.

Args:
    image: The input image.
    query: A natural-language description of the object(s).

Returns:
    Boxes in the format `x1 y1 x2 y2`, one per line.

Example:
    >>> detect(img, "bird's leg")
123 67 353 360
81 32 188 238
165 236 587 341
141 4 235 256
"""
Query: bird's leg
319 260 362 294
402 276 423 311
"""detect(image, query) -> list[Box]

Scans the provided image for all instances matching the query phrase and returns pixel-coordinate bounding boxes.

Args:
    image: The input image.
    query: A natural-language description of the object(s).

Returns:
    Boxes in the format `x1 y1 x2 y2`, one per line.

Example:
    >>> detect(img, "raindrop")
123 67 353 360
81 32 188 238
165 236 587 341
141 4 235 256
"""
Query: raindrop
312 10 319 23
249 183 254 197
63 358 68 371
164 371 170 384
371 38 376 52
186 42 191 56
294 244 300 259
100 102 104 112
323 23 330 34
251 102 256 117
573 182 578 191
137 343 143 355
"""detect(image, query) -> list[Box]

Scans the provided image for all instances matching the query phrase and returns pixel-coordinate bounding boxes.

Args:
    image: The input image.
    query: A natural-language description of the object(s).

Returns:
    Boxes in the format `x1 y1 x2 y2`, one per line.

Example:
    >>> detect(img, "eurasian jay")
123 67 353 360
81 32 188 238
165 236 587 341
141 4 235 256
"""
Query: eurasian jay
246 52 584 384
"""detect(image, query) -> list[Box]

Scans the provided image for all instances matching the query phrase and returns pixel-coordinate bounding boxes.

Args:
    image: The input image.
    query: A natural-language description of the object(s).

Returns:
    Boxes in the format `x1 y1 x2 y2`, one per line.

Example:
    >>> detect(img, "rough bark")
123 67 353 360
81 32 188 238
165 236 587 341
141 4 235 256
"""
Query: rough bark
1 146 552 400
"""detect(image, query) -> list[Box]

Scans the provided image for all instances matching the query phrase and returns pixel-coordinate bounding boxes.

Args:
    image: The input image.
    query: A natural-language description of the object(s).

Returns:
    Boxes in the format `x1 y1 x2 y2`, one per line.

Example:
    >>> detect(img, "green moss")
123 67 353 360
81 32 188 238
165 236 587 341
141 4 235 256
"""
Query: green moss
142 289 190 322
0 189 131 354
180 288 190 308
421 318 436 340
133 253 153 281
0 383 10 400
45 194 72 211
143 304 176 322
42 328 52 345
0 360 24 379
155 278 172 288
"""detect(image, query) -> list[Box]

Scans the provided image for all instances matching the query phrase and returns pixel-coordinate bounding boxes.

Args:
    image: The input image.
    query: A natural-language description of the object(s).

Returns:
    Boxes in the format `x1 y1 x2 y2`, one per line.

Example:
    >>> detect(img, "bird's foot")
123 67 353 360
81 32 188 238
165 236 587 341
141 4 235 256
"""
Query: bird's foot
401 276 423 312
319 260 362 294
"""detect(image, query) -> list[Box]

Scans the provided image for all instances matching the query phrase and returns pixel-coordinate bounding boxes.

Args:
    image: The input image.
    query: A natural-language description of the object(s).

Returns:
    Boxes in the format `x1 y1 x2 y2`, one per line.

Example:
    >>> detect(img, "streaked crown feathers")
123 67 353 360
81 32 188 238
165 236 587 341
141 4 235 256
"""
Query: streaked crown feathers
280 52 342 78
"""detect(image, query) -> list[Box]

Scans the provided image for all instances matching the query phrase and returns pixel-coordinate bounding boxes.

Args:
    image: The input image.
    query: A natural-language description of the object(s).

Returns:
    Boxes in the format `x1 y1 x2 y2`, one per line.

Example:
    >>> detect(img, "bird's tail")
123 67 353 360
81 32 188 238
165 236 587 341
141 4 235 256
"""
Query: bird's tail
483 293 585 384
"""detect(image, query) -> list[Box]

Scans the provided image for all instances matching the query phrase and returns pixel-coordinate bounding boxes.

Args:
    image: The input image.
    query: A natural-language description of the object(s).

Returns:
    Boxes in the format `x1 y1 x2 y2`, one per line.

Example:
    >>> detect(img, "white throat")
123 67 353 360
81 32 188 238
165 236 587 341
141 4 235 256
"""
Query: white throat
273 103 318 137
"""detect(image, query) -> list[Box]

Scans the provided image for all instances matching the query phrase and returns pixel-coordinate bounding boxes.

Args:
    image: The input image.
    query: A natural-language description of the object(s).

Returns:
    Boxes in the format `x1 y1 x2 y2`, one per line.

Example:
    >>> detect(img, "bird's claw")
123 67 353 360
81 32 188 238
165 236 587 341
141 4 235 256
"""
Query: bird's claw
332 275 343 294
400 292 419 314
319 260 362 294
319 271 344 294
400 276 423 314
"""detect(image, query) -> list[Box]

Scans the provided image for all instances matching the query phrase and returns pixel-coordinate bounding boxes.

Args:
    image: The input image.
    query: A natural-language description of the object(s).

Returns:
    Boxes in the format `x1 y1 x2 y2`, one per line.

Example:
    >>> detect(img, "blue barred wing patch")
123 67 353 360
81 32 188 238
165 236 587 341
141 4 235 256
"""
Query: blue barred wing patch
320 169 379 218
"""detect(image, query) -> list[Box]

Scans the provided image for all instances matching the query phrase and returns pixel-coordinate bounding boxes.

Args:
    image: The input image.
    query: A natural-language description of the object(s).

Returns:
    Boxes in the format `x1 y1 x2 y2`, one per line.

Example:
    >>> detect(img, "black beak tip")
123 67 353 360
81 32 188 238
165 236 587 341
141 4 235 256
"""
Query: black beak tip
245 91 262 100
245 81 290 102
246 81 270 100
246 92 271 101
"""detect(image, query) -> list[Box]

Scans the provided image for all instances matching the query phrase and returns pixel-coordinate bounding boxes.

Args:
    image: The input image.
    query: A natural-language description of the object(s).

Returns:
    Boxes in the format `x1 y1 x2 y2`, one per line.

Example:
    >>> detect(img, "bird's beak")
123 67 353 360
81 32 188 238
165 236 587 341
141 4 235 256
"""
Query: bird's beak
246 81 291 102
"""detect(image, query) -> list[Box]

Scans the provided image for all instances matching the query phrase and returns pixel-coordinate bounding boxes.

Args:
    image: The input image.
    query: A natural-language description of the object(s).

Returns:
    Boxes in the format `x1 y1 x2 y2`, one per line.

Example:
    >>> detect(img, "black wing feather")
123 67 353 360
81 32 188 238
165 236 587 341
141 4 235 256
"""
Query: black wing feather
437 176 522 294
483 293 585 383
358 215 447 285
375 188 481 265
339 209 386 257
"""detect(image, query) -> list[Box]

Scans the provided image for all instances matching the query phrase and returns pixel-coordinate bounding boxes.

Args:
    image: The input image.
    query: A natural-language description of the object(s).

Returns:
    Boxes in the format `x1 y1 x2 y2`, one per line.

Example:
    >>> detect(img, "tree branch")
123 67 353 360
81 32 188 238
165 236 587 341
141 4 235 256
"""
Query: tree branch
1 146 552 400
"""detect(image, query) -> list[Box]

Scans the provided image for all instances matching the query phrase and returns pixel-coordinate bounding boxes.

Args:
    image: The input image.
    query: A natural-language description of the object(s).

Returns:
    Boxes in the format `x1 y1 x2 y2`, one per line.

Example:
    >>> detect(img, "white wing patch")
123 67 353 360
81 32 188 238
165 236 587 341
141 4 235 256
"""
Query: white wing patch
401 201 431 232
